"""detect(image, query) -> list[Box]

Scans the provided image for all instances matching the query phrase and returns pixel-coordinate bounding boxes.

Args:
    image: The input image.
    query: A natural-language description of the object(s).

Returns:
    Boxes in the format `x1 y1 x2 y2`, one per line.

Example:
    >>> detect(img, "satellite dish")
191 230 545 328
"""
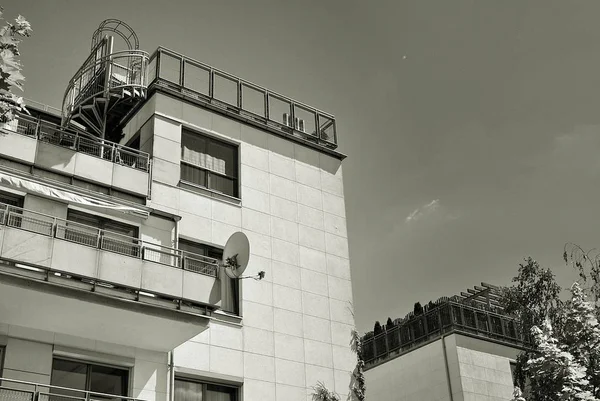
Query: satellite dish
222 232 250 279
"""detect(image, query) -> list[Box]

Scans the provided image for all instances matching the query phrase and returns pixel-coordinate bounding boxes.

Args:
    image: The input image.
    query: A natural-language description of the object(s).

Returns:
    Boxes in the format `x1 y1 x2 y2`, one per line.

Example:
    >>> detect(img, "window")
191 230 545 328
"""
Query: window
0 190 24 227
179 239 238 315
64 210 140 256
510 361 531 393
179 239 223 260
180 129 239 198
174 378 237 401
0 190 24 208
51 358 129 398
510 362 517 386
0 346 4 376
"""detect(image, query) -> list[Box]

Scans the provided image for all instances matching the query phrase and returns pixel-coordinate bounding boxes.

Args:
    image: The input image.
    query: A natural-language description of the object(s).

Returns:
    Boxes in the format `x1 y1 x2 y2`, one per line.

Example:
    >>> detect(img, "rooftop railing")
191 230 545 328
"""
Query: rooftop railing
0 112 150 172
0 202 219 278
361 300 531 369
0 377 145 401
148 47 338 149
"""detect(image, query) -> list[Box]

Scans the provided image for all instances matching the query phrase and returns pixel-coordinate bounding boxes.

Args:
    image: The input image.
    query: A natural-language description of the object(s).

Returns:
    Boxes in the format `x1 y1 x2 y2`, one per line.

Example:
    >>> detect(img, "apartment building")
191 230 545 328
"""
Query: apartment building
362 284 528 401
0 19 354 401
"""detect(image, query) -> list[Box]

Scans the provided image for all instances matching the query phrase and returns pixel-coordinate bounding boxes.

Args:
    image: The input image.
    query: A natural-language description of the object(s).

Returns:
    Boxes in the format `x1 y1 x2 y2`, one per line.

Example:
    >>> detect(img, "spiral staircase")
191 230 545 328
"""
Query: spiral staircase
61 19 149 143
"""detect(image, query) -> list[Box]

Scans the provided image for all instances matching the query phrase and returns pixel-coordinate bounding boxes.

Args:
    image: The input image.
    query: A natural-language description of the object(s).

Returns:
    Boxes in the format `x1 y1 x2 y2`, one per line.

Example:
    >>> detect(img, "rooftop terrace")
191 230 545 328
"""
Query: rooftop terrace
361 283 531 370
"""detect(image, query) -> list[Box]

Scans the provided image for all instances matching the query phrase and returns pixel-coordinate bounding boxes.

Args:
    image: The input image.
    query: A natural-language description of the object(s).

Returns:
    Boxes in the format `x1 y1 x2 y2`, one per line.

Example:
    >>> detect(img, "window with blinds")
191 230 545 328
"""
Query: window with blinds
180 129 239 198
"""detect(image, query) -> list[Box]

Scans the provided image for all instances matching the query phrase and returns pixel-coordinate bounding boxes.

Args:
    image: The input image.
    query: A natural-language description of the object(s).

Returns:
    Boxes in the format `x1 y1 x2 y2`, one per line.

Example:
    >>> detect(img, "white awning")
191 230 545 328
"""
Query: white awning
0 171 149 218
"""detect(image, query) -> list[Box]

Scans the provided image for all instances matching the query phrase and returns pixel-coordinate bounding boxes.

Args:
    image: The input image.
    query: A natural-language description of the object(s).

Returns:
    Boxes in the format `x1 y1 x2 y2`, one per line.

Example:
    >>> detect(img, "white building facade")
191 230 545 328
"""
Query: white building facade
0 20 354 401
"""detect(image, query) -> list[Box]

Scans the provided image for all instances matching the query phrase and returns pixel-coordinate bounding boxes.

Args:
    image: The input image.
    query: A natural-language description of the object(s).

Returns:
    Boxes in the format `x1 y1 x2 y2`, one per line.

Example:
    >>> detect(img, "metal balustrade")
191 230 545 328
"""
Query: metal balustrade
149 47 338 149
361 301 530 369
0 378 145 401
61 46 149 122
0 203 219 278
1 112 150 172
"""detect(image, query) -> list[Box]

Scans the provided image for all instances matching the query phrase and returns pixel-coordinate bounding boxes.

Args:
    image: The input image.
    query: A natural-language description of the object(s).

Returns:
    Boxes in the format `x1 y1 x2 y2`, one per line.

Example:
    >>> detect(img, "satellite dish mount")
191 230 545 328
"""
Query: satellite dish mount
222 232 265 281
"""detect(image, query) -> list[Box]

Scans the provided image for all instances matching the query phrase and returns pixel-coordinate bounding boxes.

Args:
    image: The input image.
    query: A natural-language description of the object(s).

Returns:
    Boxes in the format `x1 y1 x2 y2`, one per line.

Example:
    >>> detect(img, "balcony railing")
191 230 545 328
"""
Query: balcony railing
361 300 531 369
148 47 338 149
0 202 219 278
0 378 145 401
0 112 150 172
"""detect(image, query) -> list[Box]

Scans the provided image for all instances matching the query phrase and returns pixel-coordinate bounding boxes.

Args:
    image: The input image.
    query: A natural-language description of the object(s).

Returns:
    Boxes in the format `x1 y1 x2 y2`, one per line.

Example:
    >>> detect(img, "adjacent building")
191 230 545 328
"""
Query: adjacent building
362 283 529 401
0 19 354 401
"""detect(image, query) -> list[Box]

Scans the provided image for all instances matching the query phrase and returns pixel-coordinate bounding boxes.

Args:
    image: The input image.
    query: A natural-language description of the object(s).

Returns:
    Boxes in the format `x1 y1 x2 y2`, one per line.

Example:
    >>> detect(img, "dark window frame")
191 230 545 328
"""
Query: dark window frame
174 376 238 401
0 190 24 208
67 209 139 238
178 238 240 315
0 346 5 376
180 128 240 198
178 238 223 260
50 357 130 397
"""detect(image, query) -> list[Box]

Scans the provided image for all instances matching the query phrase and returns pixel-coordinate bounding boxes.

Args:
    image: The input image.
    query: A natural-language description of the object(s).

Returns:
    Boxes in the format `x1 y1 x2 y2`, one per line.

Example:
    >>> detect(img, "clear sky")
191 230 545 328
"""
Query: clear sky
5 0 599 333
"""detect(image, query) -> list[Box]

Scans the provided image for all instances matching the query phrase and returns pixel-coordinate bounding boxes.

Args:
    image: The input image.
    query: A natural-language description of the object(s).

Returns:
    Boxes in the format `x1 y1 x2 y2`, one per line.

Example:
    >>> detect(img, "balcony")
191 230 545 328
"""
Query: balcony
0 378 144 401
0 201 220 288
0 203 219 350
0 113 150 196
148 47 338 151
361 300 530 370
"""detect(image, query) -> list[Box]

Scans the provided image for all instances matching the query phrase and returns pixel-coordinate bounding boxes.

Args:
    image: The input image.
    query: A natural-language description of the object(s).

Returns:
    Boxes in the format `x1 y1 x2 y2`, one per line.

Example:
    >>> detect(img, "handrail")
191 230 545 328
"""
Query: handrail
0 377 146 401
155 46 333 117
0 202 219 277
24 98 62 116
361 300 530 368
62 48 149 119
0 111 150 172
148 47 338 148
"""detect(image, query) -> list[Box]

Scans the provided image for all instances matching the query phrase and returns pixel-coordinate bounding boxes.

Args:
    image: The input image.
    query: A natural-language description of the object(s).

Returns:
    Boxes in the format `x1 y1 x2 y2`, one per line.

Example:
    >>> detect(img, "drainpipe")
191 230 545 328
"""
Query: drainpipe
441 334 454 401
168 350 175 401
173 216 180 249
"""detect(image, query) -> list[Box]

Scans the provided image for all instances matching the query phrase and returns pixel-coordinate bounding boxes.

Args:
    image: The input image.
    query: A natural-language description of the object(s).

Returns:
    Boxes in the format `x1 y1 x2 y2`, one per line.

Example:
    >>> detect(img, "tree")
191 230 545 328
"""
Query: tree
350 329 366 401
501 256 600 401
0 8 31 123
526 320 594 401
311 382 340 401
562 283 600 397
385 317 394 330
413 302 423 316
373 321 383 335
564 243 600 305
500 257 563 339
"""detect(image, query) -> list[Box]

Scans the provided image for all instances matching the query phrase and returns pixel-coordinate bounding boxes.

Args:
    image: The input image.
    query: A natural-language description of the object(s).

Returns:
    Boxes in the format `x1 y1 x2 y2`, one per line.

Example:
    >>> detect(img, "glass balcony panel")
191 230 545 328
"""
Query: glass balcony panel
318 114 336 144
183 61 210 97
159 52 181 85
241 84 266 119
293 105 317 139
213 73 238 108
267 95 292 127
146 55 157 85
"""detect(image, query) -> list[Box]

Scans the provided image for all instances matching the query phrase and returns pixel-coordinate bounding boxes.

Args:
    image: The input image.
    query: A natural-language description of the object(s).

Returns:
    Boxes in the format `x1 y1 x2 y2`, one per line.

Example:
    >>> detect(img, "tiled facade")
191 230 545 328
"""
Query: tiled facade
0 27 354 401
